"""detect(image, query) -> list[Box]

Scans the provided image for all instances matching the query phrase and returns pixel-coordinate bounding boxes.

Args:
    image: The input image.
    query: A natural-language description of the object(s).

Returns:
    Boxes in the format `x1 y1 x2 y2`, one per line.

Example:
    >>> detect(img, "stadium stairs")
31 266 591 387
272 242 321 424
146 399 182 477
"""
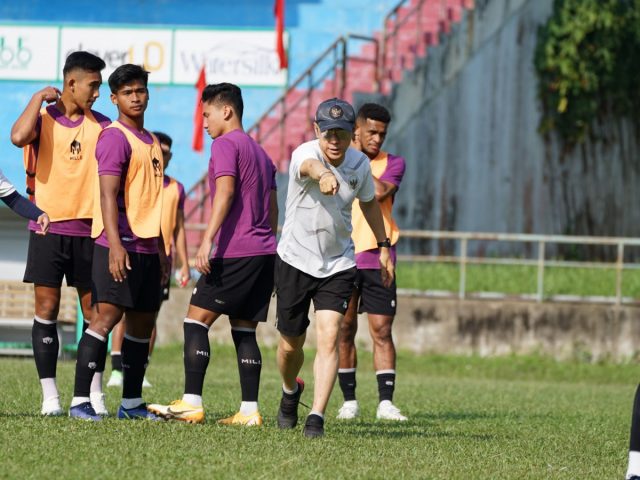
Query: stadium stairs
184 0 474 257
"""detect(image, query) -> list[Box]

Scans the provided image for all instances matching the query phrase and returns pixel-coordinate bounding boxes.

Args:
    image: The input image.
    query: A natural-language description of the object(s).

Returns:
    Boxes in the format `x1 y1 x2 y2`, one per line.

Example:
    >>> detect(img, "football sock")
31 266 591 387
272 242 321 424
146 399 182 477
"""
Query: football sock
40 378 58 401
182 394 203 407
628 451 640 479
121 397 144 409
309 410 324 420
240 401 258 415
73 329 107 399
32 317 58 380
283 383 299 395
376 370 396 403
183 319 210 396
111 351 122 372
338 368 357 401
122 335 150 400
231 327 261 403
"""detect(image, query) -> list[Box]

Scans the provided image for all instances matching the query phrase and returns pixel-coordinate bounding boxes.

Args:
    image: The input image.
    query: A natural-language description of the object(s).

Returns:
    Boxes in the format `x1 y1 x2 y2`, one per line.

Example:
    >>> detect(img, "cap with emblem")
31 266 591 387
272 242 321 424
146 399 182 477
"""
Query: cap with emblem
314 98 355 132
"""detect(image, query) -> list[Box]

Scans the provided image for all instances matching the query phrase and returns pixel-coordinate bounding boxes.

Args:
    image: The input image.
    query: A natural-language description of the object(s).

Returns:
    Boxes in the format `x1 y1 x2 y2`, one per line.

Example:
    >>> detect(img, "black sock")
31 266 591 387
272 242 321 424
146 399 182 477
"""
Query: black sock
338 370 357 401
183 322 210 396
377 371 396 403
630 384 640 451
32 319 59 379
231 329 262 402
122 336 150 400
73 332 107 397
111 353 122 372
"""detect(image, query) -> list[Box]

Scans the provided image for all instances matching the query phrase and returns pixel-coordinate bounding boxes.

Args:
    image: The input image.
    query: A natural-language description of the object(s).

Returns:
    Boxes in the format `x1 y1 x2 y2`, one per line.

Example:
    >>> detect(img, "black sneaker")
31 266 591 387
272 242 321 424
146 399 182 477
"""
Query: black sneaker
277 377 304 429
303 413 324 438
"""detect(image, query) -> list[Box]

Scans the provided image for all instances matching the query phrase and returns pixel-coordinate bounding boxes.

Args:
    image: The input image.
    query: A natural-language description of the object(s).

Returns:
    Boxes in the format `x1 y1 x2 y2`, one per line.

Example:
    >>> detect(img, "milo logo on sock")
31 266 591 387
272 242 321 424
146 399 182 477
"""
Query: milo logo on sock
88 362 97 370
42 337 54 344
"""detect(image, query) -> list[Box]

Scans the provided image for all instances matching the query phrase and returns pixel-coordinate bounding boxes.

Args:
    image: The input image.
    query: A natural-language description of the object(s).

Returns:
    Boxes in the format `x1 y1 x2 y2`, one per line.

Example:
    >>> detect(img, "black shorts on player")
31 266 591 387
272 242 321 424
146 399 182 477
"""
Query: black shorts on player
355 268 397 316
189 254 275 321
23 231 94 289
91 244 161 312
275 256 356 337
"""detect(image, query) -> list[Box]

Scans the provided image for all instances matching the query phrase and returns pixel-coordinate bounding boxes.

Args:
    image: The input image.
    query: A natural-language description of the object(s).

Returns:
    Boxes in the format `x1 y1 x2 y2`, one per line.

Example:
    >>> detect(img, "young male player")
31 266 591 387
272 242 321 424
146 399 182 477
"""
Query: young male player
107 131 190 388
336 103 408 421
275 98 394 438
10 51 110 416
148 83 278 426
69 64 168 421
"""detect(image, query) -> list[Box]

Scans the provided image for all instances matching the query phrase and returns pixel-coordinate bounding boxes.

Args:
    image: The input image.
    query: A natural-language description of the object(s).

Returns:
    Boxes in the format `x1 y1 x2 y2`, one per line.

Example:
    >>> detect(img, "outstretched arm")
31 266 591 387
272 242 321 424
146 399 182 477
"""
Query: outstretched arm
0 191 49 233
11 87 60 147
195 175 235 274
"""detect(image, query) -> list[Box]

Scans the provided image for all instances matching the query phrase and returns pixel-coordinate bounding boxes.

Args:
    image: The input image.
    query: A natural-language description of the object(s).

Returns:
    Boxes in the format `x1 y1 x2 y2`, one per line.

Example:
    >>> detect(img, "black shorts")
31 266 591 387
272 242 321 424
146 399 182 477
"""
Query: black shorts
190 254 275 322
23 231 94 289
275 256 356 337
355 269 397 316
91 244 162 312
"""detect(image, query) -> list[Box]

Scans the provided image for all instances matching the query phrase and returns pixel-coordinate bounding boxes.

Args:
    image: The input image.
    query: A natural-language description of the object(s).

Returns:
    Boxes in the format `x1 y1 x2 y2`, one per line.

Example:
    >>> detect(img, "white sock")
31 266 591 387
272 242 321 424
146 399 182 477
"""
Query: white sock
239 401 258 416
90 371 103 394
627 451 640 478
121 397 144 409
309 410 324 419
71 396 90 407
40 378 58 400
182 394 203 407
283 383 299 395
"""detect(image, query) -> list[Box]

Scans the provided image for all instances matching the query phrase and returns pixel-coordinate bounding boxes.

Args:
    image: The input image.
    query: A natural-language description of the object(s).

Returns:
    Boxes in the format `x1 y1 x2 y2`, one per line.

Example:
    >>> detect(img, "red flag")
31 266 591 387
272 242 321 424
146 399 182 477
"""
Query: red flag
274 0 287 69
192 66 207 152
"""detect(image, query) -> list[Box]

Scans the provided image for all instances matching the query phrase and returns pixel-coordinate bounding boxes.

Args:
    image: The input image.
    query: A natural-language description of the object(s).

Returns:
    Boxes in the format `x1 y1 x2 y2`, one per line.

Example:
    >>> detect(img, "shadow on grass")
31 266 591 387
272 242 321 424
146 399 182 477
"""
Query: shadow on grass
416 410 506 422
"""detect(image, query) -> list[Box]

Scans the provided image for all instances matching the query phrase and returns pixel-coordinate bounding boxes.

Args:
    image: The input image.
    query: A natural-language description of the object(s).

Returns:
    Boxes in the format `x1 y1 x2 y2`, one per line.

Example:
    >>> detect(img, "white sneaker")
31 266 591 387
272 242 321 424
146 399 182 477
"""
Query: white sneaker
107 370 122 387
337 400 360 420
90 392 109 416
376 400 408 421
41 396 63 416
142 376 152 388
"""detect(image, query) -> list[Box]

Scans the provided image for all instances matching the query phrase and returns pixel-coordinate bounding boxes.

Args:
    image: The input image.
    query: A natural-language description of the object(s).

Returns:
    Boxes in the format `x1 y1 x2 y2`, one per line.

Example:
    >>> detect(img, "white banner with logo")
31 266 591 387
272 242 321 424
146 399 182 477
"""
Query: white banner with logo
0 24 287 86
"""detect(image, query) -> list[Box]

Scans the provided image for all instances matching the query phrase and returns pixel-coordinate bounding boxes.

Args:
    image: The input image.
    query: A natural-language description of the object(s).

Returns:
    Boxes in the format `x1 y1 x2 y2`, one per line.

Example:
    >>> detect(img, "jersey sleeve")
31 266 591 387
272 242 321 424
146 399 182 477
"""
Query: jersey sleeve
289 142 316 182
96 129 131 176
379 155 406 189
211 137 239 178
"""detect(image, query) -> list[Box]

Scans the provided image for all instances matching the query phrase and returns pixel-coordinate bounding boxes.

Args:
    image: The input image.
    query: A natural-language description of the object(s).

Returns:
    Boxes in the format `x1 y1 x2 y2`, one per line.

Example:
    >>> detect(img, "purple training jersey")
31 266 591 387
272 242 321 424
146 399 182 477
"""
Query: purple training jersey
94 121 159 254
207 129 277 259
28 104 111 236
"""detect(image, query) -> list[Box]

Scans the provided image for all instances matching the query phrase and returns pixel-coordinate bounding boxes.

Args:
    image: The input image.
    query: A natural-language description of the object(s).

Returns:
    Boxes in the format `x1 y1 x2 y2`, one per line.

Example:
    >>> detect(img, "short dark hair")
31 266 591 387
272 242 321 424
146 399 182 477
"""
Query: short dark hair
201 83 244 120
63 51 106 77
108 64 149 93
153 131 172 148
356 103 391 125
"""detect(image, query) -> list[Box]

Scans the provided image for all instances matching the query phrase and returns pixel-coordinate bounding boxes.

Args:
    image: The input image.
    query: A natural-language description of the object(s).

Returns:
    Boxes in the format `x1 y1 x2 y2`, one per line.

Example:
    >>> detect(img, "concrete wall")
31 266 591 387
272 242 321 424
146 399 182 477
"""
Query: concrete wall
156 287 640 361
375 0 640 254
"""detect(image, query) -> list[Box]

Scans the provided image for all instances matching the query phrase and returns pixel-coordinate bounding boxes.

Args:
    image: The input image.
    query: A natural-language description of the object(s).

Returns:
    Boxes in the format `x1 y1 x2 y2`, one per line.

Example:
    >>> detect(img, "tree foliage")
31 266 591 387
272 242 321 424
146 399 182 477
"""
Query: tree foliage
535 0 640 145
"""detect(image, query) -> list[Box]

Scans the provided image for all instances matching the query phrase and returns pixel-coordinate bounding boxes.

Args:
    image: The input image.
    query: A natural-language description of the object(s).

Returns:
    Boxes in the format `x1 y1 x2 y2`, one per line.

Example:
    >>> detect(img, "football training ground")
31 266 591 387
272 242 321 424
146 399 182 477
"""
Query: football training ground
1 344 634 478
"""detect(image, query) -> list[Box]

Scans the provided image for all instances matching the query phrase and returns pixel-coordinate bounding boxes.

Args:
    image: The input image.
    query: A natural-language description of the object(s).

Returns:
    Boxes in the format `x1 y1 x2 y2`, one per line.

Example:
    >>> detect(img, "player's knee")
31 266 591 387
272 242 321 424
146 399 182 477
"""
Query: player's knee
35 297 60 319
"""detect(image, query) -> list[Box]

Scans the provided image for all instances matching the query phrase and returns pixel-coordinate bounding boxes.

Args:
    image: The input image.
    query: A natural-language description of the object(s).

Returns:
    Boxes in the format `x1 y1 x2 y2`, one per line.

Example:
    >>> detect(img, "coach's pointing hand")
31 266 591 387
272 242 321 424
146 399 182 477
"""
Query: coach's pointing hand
319 170 339 196
109 244 131 283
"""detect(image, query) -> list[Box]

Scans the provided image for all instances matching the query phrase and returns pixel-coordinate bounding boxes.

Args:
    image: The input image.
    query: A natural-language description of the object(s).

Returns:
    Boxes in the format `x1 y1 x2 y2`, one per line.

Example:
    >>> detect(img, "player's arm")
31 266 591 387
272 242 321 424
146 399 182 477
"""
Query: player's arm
10 87 61 147
359 198 394 287
99 175 130 283
299 158 338 195
195 175 235 275
0 191 49 234
173 208 190 286
373 177 398 202
157 232 171 286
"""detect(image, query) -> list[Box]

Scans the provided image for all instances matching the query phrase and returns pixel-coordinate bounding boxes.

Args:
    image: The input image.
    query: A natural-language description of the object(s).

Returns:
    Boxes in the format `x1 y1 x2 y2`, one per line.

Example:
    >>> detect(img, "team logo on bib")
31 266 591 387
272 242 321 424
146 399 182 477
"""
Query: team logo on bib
348 175 358 190
152 158 162 177
70 140 82 161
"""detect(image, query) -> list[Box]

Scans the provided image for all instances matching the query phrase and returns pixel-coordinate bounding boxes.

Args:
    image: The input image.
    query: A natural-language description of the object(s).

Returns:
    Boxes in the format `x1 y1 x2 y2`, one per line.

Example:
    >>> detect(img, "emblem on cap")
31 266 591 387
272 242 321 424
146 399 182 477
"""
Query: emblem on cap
329 106 343 119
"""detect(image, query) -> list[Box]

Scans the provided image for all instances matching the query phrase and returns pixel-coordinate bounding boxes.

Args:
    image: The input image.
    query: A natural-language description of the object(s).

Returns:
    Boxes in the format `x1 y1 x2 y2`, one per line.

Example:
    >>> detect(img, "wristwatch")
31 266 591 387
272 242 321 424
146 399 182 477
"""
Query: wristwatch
377 238 392 248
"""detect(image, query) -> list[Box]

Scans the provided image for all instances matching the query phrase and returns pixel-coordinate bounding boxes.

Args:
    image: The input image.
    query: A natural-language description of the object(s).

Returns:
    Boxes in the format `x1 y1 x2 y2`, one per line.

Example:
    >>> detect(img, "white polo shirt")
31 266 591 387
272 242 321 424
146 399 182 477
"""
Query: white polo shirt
278 139 375 278
0 169 17 198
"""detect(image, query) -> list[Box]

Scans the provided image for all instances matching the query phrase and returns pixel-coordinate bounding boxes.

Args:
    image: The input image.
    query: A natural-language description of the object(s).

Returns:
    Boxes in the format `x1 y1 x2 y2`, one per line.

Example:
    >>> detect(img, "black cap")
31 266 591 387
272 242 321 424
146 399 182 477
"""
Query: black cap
314 98 355 132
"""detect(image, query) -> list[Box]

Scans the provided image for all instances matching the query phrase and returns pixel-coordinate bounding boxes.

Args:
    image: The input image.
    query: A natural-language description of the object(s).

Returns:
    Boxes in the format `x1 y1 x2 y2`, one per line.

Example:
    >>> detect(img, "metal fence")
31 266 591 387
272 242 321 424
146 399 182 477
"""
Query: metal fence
396 230 640 305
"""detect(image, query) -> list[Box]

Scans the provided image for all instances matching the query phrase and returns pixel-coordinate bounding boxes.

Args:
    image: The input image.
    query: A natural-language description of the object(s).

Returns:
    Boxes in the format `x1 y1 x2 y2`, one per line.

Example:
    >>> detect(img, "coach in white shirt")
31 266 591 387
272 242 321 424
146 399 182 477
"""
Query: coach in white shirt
275 98 394 438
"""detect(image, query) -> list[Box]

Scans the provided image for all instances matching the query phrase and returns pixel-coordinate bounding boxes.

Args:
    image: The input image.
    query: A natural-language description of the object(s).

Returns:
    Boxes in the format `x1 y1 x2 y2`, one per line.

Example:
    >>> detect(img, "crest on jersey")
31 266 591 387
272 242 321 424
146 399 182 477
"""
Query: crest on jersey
348 175 358 190
329 106 343 119
152 158 162 177
70 140 82 161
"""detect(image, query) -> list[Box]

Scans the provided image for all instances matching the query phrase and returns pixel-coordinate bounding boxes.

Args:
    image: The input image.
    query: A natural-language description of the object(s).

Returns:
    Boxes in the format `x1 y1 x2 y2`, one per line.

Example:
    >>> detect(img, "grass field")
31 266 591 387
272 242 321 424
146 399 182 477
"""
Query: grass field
1 344 636 479
396 262 640 298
